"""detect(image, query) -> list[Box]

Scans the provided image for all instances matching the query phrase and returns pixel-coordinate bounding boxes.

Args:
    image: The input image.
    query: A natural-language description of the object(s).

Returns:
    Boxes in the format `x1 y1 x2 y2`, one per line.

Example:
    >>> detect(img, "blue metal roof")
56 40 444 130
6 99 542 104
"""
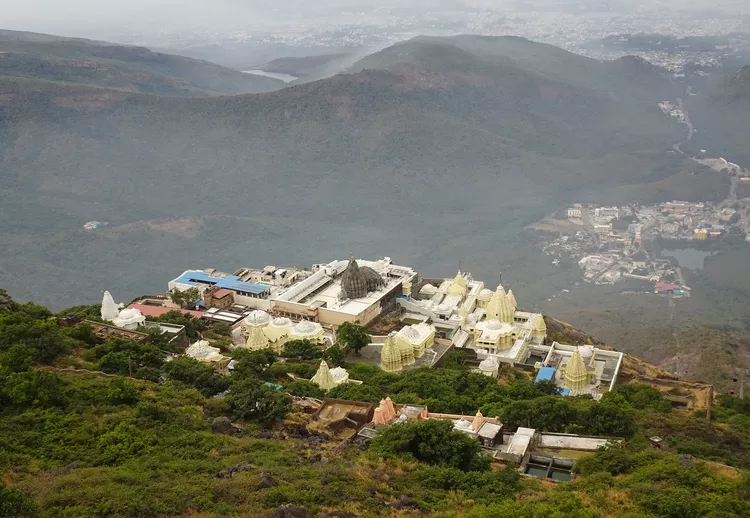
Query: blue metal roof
176 271 270 295
535 367 555 383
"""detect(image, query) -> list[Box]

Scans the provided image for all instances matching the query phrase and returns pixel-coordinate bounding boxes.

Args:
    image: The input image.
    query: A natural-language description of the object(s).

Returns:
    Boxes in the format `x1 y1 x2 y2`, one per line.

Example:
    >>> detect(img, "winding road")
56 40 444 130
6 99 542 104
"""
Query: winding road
671 97 694 156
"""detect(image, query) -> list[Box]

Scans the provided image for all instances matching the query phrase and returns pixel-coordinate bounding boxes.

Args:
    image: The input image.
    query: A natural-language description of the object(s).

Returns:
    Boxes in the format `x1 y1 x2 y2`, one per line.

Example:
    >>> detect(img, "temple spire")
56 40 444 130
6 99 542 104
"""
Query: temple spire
563 349 588 392
311 360 336 391
101 291 119 322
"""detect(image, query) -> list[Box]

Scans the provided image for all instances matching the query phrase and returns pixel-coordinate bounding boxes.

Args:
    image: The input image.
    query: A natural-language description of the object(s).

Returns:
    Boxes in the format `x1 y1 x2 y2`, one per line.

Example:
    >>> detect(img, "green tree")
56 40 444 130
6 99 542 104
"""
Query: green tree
2 371 67 408
582 392 637 437
0 484 36 517
336 321 370 356
63 323 99 346
286 380 326 399
226 378 292 426
0 344 37 373
281 339 323 360
230 348 276 380
163 357 230 396
322 344 346 366
106 377 141 404
371 419 489 471
327 383 385 405
170 288 200 309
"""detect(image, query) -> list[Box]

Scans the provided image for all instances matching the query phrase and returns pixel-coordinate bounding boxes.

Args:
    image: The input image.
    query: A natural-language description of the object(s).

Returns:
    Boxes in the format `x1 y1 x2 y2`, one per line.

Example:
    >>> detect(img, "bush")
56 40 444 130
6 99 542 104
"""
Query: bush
417 465 520 504
281 339 323 360
370 419 490 472
0 484 36 517
2 370 67 408
0 344 36 373
327 383 385 405
614 384 672 412
285 380 326 399
226 378 292 426
106 378 141 405
231 348 276 380
163 357 230 396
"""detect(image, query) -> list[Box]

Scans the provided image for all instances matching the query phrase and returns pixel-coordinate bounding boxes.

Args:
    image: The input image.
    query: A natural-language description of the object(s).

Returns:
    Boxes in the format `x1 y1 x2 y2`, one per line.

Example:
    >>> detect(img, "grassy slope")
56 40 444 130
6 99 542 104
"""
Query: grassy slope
1 370 749 517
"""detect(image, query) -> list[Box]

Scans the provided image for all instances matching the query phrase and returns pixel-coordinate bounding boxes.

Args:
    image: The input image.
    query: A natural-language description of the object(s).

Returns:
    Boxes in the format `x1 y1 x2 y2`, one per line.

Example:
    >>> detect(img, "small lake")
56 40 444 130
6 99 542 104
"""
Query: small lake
242 70 298 83
661 248 717 270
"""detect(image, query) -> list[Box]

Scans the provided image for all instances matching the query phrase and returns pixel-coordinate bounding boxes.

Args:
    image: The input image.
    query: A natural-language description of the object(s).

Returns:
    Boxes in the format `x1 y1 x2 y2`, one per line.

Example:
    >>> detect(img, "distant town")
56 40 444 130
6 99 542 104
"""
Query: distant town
535 196 750 296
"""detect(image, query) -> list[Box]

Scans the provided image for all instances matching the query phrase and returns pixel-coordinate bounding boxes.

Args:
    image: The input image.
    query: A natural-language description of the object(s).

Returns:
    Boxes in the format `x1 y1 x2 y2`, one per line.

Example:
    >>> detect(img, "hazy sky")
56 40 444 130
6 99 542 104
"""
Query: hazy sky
2 0 747 39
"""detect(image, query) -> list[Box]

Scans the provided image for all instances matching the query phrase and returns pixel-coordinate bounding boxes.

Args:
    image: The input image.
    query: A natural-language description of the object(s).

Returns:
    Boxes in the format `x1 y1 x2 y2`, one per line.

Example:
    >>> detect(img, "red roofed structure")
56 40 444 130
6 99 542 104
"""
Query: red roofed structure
655 283 681 295
127 303 205 319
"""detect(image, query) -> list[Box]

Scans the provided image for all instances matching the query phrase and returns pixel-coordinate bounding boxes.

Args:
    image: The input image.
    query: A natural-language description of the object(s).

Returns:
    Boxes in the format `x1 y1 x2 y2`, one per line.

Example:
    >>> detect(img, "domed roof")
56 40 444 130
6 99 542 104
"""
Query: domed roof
398 326 420 342
478 288 493 300
271 317 293 327
340 255 385 300
113 308 145 328
479 357 500 370
486 320 505 330
578 345 594 360
292 320 320 335
244 310 271 327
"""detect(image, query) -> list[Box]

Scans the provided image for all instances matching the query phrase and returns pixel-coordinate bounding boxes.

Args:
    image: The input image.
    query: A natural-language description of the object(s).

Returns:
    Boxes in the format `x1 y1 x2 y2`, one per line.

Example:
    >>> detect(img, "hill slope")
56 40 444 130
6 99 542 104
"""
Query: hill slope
685 65 750 167
0 29 285 96
0 35 696 311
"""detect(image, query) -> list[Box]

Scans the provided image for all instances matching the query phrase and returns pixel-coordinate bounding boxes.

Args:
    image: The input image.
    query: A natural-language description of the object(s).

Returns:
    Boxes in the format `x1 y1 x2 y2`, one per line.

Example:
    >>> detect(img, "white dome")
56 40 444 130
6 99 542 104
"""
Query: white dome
478 288 493 300
292 320 320 335
479 357 500 370
399 326 420 342
578 345 594 360
113 308 145 329
486 320 505 330
271 317 292 327
454 419 473 430
244 310 271 327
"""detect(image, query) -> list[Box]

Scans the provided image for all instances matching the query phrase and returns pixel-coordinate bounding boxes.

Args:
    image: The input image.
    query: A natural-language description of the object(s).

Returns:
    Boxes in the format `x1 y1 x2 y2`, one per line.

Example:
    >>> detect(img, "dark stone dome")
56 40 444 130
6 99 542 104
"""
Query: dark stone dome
340 256 385 300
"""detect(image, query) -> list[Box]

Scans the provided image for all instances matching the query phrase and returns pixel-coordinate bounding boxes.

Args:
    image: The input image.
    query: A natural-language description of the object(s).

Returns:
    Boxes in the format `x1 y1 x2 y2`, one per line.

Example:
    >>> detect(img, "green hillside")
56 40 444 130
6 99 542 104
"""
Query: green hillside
1 292 750 517
0 30 285 97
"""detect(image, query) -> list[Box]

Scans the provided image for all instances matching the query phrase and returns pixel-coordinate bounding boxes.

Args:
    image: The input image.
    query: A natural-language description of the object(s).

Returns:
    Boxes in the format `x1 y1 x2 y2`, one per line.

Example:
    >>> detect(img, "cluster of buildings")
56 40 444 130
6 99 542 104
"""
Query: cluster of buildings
541 199 750 292
89 254 624 401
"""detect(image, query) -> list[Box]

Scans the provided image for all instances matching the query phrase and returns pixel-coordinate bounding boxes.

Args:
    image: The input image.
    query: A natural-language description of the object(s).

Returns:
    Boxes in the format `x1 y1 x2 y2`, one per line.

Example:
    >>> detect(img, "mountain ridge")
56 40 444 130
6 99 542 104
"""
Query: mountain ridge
0 29 285 97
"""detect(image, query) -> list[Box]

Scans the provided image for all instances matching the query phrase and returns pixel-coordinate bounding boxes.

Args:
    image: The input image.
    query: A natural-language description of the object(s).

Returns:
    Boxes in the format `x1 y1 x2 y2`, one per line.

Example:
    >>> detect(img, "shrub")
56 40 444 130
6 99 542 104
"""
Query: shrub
281 339 323 360
0 484 36 517
370 419 489 472
106 378 141 405
163 357 230 396
285 380 326 399
226 378 292 426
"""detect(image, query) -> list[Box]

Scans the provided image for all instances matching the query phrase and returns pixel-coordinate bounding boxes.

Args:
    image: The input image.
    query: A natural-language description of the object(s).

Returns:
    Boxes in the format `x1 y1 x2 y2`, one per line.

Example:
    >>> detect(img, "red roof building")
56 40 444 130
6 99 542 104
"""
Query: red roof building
655 282 681 293
127 303 205 319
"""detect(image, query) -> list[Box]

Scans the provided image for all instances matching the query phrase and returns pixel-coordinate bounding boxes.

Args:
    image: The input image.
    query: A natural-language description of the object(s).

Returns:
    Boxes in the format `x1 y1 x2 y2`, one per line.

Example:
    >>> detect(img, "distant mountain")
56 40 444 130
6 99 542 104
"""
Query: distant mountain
352 35 676 102
0 34 701 312
0 29 285 97
685 65 750 167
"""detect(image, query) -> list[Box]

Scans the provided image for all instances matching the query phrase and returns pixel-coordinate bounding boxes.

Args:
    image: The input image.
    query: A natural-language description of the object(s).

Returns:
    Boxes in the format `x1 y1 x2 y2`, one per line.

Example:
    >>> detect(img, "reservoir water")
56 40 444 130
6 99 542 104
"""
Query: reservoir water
661 248 716 270
243 70 298 83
